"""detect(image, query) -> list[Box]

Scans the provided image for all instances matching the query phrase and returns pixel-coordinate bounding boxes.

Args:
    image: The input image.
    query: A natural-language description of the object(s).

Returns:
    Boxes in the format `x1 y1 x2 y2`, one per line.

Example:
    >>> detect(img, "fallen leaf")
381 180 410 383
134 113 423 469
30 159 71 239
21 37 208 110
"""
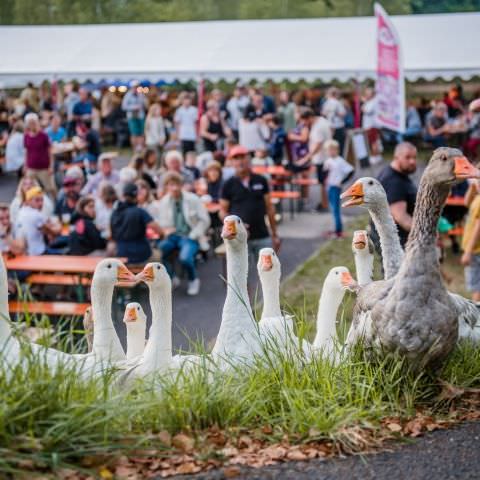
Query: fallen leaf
237 435 253 448
176 462 201 474
172 433 195 452
286 449 308 461
438 381 465 402
221 446 239 457
262 425 273 434
157 431 172 447
98 467 113 480
223 466 242 478
386 422 402 432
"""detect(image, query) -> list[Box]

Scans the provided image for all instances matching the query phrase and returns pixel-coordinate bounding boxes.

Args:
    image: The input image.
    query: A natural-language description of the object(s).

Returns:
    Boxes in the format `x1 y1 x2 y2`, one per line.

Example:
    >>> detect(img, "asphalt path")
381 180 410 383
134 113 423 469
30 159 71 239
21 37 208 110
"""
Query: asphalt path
182 421 480 479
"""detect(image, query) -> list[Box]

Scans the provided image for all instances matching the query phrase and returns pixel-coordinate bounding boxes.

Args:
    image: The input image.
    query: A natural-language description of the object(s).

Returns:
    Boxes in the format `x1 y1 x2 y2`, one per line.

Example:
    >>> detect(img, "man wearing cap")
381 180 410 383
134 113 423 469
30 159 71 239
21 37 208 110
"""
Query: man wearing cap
110 182 163 264
122 81 147 151
81 152 120 196
15 187 61 255
55 176 81 217
220 145 280 259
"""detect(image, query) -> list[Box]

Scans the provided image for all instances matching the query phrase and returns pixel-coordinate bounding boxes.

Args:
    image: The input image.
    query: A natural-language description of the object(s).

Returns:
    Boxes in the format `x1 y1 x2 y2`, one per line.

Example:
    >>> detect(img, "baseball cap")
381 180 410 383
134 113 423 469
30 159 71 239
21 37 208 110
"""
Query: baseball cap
63 177 77 187
228 145 249 159
123 182 138 198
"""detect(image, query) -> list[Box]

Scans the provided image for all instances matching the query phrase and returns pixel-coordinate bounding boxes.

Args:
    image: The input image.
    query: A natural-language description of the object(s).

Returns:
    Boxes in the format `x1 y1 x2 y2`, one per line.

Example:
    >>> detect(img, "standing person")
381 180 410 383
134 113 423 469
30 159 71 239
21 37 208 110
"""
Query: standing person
238 105 269 154
174 93 198 155
297 109 332 212
95 182 117 237
321 87 347 153
63 83 80 137
277 90 297 133
220 145 280 261
226 84 250 141
323 139 354 238
156 172 210 295
199 100 230 152
110 183 162 264
5 120 25 174
373 142 418 248
362 87 383 165
23 113 56 198
122 80 147 151
267 114 286 166
461 180 480 302
145 103 166 155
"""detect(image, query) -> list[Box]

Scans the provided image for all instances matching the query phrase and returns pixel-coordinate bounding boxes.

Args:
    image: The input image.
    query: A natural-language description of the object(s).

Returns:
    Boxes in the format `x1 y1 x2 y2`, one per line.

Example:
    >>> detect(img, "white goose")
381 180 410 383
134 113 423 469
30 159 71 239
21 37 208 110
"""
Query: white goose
90 259 134 362
123 262 202 380
342 176 480 343
352 230 375 287
257 248 298 350
311 266 354 361
211 215 263 364
122 302 147 362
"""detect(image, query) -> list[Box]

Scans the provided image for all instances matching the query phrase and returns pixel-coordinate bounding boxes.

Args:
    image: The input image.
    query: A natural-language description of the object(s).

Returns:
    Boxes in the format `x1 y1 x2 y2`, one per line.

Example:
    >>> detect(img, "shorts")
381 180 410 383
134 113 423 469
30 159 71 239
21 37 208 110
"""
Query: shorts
465 254 480 292
127 117 145 136
316 164 328 185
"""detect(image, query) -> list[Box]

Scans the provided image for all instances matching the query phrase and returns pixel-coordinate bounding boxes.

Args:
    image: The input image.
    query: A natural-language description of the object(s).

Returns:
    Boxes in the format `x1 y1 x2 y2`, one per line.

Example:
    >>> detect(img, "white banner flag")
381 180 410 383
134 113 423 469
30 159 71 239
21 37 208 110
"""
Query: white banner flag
375 3 405 133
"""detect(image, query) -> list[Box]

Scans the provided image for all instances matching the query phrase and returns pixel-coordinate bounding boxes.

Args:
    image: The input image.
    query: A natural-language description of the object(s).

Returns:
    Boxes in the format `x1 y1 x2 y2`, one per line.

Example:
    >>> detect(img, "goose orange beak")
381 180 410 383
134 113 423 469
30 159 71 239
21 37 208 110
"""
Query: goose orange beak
454 156 480 180
124 306 137 323
340 271 355 288
117 263 136 283
352 231 367 250
260 254 273 271
137 264 154 283
341 182 364 207
222 220 237 240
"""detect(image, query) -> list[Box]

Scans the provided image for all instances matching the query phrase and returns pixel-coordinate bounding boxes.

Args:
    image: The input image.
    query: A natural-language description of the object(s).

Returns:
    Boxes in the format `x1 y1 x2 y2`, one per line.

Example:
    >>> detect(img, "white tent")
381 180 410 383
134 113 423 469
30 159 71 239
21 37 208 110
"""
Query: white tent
0 12 479 87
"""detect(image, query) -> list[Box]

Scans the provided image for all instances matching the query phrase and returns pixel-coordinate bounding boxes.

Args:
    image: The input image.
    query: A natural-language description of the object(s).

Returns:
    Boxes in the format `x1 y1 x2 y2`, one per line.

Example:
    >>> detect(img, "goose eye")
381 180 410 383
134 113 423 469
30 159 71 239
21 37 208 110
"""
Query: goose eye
107 264 112 269
137 306 140 311
368 180 374 186
335 271 339 275
156 265 161 270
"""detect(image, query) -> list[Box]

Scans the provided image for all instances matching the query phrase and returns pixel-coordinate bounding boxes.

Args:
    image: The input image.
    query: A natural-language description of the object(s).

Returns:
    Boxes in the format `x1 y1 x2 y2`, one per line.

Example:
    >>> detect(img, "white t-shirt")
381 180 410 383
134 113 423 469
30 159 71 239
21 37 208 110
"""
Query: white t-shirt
15 205 47 255
238 119 268 151
322 98 346 129
309 117 332 166
324 155 354 188
5 132 25 172
174 106 198 141
362 97 378 130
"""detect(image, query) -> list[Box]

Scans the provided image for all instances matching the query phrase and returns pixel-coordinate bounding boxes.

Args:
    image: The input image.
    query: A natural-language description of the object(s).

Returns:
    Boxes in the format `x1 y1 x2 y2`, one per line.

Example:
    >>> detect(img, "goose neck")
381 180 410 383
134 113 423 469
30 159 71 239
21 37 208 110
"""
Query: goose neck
355 253 374 287
313 285 344 349
260 274 282 319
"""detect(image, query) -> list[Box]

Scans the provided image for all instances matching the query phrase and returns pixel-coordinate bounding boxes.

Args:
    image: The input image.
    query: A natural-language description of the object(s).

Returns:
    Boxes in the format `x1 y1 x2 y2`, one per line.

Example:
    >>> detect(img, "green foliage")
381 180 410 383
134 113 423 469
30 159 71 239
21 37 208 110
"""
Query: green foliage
0 0 476 25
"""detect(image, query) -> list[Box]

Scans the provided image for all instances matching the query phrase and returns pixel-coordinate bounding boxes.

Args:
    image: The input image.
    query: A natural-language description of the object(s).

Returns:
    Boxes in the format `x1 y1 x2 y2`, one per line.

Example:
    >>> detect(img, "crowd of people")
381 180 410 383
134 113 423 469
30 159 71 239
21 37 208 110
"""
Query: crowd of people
0 79 479 299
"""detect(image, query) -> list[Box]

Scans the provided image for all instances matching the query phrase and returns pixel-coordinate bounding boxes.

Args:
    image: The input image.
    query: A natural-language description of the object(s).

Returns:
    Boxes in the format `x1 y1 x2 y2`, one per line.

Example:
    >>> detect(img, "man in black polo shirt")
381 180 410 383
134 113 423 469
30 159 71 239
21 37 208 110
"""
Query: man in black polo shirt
373 142 418 248
220 145 280 260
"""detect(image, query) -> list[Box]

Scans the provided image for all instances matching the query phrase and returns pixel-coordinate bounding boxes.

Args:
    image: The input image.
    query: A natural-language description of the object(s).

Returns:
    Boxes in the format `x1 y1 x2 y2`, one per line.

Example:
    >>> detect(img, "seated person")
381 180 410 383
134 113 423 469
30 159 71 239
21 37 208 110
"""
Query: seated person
157 150 196 193
95 182 117 238
156 172 210 296
14 186 62 255
425 102 449 148
129 153 156 190
184 151 201 181
54 176 80 218
251 148 274 168
73 122 101 168
46 112 67 144
81 152 120 196
204 161 224 203
0 202 25 256
110 182 162 264
68 196 106 256
10 176 54 220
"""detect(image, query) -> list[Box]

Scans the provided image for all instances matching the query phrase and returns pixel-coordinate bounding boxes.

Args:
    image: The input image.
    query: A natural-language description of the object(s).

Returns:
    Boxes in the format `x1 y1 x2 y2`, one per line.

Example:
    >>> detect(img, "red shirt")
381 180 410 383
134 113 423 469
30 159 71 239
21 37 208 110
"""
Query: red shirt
24 130 50 170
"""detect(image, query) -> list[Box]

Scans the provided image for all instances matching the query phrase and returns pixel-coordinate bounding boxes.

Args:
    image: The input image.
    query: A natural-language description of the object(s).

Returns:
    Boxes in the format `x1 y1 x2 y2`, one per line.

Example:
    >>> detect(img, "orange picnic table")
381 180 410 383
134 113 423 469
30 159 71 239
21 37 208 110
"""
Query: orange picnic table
5 255 105 274
252 165 291 176
445 196 466 207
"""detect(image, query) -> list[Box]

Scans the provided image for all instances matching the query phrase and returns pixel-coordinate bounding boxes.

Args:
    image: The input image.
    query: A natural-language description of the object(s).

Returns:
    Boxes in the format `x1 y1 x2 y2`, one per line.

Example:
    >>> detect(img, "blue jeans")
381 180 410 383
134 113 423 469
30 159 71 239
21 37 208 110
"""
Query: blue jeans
328 186 342 234
158 234 199 281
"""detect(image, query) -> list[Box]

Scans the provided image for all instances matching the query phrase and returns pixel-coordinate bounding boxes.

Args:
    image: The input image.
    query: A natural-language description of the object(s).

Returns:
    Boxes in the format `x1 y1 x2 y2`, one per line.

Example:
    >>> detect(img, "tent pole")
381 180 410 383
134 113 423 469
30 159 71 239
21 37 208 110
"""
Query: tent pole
353 75 361 129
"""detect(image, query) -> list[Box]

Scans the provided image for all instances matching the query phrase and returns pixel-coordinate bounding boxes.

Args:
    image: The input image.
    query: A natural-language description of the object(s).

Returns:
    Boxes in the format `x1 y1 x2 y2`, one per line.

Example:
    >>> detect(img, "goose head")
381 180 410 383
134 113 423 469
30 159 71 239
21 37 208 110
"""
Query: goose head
341 177 386 209
136 262 171 290
257 248 281 280
325 266 357 293
423 147 480 185
123 302 147 330
352 230 374 256
92 259 136 288
221 215 248 247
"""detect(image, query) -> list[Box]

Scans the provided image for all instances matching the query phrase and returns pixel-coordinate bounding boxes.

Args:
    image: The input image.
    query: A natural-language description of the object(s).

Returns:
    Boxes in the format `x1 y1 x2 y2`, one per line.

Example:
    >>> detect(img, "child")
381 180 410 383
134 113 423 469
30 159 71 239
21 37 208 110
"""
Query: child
267 114 287 166
323 139 354 238
461 180 480 302
251 148 274 168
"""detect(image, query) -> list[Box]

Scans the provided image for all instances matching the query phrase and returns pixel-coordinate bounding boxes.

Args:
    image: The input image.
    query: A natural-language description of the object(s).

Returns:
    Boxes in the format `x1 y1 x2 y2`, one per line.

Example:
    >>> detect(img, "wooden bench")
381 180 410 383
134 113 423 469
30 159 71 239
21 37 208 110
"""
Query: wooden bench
26 273 92 286
447 227 464 237
9 301 90 316
270 190 301 219
292 178 318 186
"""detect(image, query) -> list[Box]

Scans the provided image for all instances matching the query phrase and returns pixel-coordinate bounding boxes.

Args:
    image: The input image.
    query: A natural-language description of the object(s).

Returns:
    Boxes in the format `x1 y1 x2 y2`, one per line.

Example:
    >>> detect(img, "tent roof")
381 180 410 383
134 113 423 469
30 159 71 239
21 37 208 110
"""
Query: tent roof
0 12 479 86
